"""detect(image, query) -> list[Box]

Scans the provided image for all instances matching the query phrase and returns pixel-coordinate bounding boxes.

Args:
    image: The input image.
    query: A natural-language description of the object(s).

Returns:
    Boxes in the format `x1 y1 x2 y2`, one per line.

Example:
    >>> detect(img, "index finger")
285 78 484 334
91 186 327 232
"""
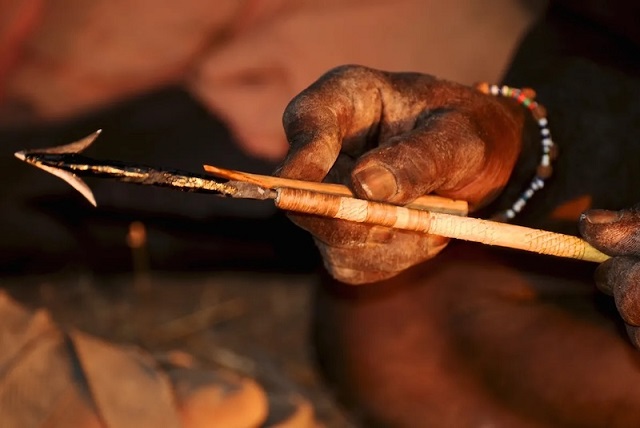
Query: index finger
276 65 385 182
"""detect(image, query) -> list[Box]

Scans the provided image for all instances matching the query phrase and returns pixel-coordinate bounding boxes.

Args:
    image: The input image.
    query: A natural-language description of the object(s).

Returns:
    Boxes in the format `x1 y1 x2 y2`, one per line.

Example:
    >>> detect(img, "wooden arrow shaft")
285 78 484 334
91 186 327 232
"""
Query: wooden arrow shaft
274 187 609 263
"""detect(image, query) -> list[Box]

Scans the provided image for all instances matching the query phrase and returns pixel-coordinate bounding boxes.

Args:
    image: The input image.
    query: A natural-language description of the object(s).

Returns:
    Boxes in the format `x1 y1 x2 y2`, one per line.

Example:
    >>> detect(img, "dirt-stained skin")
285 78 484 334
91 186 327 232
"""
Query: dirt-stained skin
277 65 524 285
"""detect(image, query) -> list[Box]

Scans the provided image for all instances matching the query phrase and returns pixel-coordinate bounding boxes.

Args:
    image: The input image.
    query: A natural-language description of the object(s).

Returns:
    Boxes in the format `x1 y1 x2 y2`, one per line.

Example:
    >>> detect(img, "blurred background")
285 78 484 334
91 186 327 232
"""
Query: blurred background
0 0 547 425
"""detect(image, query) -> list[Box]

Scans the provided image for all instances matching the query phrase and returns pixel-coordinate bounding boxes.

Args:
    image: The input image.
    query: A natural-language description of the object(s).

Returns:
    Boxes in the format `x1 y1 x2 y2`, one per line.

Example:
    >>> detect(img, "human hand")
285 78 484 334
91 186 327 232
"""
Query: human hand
580 206 640 348
277 65 525 284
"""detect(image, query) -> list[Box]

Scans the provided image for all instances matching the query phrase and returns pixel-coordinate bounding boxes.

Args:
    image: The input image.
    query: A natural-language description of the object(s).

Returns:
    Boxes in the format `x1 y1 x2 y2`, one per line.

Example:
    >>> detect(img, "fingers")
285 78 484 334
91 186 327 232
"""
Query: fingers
579 207 640 256
286 208 449 284
582 206 640 348
350 105 521 207
579 208 640 347
597 254 640 350
277 104 343 182
278 65 522 210
595 256 640 325
277 65 444 183
277 65 385 182
315 225 449 284
350 110 485 205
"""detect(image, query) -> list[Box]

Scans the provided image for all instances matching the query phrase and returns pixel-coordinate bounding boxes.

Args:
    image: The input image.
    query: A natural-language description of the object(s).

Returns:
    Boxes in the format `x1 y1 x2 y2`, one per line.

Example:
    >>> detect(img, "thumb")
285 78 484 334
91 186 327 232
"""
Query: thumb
579 207 640 257
350 110 510 207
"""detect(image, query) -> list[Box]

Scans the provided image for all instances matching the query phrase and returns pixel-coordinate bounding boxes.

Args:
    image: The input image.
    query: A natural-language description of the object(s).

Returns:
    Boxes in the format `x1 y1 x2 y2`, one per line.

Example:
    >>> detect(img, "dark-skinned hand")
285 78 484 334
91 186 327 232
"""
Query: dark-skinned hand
277 65 525 284
580 206 640 348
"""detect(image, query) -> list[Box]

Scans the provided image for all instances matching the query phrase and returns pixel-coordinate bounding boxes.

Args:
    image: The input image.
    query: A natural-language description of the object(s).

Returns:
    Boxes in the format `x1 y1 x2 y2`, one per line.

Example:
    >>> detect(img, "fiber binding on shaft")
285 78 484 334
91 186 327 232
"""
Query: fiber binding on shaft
274 187 608 263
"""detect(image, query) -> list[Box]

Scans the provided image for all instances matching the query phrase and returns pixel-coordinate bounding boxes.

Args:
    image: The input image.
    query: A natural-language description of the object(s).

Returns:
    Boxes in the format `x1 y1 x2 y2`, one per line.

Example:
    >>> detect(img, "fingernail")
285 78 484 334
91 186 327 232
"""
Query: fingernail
352 165 398 201
584 209 622 224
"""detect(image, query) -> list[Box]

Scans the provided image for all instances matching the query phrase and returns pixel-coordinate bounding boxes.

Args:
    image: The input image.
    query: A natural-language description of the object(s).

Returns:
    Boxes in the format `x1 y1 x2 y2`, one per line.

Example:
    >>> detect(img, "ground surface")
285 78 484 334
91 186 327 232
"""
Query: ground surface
2 270 356 427
0 85 354 426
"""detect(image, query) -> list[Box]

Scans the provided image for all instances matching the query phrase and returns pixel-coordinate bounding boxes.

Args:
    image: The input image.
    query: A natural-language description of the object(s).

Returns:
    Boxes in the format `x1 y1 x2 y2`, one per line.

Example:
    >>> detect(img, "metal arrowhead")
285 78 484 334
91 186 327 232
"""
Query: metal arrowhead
14 130 103 207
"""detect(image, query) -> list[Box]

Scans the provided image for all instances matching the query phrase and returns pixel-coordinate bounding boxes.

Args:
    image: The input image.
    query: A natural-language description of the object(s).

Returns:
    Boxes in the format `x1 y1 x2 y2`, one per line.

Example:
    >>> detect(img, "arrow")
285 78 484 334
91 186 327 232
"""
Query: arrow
13 131 608 264
14 130 274 207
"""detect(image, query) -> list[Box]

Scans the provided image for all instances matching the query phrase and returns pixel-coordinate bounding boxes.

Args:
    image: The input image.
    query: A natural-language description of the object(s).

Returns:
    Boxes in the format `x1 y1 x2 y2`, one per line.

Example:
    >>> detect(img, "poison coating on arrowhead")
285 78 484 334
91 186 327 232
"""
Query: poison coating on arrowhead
14 130 103 207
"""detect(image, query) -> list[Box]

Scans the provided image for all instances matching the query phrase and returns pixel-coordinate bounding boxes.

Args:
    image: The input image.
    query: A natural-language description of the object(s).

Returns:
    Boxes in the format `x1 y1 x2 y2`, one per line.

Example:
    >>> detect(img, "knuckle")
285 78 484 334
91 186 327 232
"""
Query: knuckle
325 64 371 80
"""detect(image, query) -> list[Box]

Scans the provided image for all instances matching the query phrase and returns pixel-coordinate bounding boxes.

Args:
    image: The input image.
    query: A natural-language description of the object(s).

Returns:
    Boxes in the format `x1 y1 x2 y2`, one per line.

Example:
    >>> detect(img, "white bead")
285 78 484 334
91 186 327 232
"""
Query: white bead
514 199 526 212
488 85 557 222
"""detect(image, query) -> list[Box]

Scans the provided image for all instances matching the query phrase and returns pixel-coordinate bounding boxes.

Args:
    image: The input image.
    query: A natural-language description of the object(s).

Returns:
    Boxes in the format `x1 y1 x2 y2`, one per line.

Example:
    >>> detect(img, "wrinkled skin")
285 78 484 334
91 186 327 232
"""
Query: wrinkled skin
278 65 524 284
279 66 640 426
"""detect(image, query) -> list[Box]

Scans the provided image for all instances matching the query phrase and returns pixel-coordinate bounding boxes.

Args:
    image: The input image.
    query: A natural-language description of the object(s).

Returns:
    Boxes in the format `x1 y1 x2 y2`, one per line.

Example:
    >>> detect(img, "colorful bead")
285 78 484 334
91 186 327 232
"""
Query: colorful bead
475 82 490 94
476 83 557 222
522 87 536 99
536 164 553 179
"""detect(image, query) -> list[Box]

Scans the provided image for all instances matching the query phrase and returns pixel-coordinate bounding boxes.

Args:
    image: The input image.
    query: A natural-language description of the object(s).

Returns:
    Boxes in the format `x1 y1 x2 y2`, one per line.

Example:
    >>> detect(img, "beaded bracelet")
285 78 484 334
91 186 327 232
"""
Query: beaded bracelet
475 82 558 222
